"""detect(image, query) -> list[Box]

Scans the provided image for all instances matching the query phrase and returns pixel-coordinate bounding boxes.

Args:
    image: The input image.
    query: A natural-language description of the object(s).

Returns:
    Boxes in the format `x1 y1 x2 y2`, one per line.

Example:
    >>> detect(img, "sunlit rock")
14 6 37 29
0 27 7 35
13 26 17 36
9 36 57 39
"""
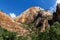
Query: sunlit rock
14 6 53 32
14 7 53 24
0 11 29 36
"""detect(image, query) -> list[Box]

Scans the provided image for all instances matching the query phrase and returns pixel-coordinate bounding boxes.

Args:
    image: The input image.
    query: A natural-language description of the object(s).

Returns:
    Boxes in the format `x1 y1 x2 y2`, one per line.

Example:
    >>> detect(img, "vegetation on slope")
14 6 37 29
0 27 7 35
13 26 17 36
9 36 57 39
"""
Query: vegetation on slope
0 21 60 40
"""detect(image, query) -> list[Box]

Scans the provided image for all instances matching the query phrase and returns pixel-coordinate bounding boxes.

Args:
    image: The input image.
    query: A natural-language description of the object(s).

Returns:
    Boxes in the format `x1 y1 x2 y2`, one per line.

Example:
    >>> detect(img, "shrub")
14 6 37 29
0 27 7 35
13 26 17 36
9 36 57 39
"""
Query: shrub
38 22 60 40
0 21 60 40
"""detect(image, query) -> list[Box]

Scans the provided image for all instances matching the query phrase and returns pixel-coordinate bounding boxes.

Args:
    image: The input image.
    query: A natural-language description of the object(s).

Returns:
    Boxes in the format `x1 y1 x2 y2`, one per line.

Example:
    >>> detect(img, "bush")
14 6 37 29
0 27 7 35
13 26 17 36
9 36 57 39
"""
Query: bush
0 22 60 40
38 22 60 40
0 26 16 40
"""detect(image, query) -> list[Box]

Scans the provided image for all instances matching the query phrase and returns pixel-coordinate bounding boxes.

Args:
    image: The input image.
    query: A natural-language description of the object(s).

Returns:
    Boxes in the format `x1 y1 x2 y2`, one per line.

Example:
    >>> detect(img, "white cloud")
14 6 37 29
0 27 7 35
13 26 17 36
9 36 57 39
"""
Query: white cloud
49 0 60 13
9 13 16 18
56 0 60 4
49 3 57 13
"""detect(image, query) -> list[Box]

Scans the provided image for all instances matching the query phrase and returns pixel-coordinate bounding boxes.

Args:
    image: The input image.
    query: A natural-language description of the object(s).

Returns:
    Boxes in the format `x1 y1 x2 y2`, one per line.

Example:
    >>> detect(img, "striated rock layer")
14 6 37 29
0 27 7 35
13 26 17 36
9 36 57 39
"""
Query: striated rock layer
15 7 53 24
0 11 29 36
14 6 53 32
0 6 53 33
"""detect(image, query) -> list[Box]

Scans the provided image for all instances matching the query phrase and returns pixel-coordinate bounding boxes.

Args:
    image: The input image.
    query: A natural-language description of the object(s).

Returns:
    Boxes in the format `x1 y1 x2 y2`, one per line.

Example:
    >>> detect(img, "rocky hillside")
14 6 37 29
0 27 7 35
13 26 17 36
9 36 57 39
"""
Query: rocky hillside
14 7 53 24
0 6 53 34
0 5 60 37
14 7 53 32
0 11 29 36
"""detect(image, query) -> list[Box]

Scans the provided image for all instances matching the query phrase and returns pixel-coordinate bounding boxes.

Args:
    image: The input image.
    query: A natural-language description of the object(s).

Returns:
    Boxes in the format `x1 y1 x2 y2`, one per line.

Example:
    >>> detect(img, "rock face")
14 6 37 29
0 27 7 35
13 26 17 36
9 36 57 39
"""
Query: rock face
0 11 29 36
14 7 41 24
56 4 60 21
0 6 53 33
14 7 53 24
51 4 60 24
14 6 53 32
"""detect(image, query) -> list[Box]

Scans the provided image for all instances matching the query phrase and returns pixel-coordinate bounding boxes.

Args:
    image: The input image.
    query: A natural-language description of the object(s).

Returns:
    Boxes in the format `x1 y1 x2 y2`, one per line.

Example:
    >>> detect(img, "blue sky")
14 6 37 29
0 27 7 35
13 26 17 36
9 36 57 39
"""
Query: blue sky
0 0 57 16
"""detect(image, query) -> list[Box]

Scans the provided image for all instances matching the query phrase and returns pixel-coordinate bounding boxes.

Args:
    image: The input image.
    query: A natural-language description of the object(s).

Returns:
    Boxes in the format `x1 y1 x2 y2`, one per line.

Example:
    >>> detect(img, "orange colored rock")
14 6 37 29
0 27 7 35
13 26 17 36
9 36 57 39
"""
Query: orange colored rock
0 6 53 33
14 7 53 24
14 6 53 32
14 7 41 24
0 11 29 36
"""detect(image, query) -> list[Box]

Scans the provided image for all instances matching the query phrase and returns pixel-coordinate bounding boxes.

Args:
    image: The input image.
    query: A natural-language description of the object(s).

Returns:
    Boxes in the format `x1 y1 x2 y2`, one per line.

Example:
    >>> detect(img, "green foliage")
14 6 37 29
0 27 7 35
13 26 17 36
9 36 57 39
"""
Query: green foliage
38 22 60 40
49 22 60 40
0 26 16 40
15 36 28 40
0 26 29 40
0 21 60 40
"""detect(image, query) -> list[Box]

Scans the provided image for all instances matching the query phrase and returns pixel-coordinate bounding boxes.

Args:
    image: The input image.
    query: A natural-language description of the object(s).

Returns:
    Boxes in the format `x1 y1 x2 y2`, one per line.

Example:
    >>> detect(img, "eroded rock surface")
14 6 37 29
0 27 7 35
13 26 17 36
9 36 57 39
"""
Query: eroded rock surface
0 11 29 36
14 6 53 32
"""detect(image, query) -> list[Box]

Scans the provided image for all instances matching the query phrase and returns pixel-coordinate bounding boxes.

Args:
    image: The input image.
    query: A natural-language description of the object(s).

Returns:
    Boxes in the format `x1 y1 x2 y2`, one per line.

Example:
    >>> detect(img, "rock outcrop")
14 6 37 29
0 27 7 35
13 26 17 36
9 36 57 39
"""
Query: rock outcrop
56 4 60 21
14 6 53 32
0 11 29 36
50 4 60 25
14 7 53 24
0 6 53 33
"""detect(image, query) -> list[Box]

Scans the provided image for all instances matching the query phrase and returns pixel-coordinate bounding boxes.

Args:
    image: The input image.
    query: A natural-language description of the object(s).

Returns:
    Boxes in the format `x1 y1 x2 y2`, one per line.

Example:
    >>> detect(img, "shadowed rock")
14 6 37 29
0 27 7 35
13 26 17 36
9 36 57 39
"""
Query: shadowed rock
14 7 53 24
56 4 60 21
49 4 60 25
14 6 53 32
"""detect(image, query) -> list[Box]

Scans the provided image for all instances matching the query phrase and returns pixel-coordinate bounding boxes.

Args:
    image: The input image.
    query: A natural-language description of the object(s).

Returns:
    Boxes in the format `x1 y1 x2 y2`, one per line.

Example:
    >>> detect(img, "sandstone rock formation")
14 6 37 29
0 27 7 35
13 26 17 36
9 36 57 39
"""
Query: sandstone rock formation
0 6 53 33
0 11 29 36
14 7 53 24
14 7 53 32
